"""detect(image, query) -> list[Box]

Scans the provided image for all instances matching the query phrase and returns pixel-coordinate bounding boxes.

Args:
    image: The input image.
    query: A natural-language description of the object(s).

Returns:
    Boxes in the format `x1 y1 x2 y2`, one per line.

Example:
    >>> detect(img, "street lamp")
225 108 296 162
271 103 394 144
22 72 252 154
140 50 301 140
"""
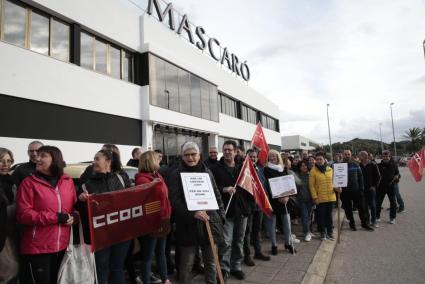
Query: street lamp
326 104 333 159
379 123 384 154
390 103 397 157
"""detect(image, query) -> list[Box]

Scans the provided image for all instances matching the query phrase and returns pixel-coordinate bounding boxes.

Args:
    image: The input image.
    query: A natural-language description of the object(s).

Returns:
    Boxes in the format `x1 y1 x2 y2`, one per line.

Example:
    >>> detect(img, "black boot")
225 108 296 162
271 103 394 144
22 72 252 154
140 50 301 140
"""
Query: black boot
285 244 297 254
271 245 278 255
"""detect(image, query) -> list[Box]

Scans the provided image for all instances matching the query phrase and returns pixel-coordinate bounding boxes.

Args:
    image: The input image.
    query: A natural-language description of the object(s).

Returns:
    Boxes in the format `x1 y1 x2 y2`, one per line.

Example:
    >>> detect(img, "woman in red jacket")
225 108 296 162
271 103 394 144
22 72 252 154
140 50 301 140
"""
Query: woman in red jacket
16 146 77 284
135 151 172 284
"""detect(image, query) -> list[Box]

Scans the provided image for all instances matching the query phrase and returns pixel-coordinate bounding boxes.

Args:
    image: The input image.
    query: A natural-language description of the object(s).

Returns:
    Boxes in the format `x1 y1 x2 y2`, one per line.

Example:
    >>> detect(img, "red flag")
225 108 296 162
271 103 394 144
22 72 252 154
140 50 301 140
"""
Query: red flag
87 185 162 252
251 123 269 166
407 152 424 182
236 157 273 217
419 147 425 168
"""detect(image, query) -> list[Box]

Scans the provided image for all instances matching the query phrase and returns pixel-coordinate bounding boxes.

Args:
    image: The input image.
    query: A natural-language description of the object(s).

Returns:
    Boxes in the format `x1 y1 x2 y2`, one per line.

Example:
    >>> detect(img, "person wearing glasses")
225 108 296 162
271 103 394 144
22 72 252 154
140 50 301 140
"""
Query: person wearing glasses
12 141 44 186
376 150 400 224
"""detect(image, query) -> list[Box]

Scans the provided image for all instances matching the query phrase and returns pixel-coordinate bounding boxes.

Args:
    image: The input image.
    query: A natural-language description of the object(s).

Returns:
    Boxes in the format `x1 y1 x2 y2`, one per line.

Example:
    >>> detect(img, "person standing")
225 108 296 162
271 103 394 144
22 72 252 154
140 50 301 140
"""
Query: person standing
168 142 225 284
210 140 251 280
204 146 219 169
309 152 339 240
12 141 43 186
242 149 271 266
127 147 142 167
358 151 381 228
136 151 172 284
77 150 133 284
16 146 77 284
340 150 374 231
376 150 400 224
263 149 297 254
296 161 314 242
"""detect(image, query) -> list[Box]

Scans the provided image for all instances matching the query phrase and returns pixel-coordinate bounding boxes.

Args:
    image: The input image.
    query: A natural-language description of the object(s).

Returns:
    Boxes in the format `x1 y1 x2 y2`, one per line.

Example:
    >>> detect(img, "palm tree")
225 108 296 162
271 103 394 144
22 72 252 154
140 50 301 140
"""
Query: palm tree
403 127 422 151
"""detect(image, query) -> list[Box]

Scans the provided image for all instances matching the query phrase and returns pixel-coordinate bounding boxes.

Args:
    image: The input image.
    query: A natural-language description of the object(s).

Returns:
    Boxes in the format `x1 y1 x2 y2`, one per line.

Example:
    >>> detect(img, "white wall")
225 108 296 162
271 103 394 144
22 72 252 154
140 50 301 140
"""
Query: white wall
0 136 136 165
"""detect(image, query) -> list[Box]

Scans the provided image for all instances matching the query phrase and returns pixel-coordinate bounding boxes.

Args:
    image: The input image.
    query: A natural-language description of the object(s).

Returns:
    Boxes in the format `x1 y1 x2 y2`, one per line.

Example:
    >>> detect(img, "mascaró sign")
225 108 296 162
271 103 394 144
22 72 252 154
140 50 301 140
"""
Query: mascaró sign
147 0 251 81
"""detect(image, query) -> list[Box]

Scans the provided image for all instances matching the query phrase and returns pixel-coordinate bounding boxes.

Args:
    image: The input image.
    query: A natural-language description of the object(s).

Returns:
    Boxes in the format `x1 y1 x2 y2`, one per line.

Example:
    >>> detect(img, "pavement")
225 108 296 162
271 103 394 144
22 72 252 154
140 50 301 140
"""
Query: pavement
325 167 425 284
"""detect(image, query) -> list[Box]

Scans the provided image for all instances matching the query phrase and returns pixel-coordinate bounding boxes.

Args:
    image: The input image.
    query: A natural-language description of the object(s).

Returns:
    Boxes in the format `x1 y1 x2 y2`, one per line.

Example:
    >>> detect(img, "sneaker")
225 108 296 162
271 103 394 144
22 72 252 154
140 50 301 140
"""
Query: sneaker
376 218 381 223
397 208 405 213
372 222 379 228
320 232 326 241
292 237 301 244
150 273 162 284
271 245 278 255
221 270 229 281
389 219 395 224
134 276 143 284
244 256 255 266
230 270 245 280
326 233 335 241
361 224 374 231
304 233 312 242
254 252 271 261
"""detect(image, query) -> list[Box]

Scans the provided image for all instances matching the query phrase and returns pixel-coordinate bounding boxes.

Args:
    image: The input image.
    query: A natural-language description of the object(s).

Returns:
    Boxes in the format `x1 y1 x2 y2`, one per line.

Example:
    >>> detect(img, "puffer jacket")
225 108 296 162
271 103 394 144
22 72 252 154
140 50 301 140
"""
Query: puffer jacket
342 161 364 192
168 162 225 247
16 173 76 255
309 165 336 203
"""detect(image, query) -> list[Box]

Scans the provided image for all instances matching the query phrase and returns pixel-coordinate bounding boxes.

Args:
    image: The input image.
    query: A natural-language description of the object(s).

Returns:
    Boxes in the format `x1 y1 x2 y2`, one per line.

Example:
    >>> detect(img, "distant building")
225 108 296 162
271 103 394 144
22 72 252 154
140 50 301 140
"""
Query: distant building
281 135 321 152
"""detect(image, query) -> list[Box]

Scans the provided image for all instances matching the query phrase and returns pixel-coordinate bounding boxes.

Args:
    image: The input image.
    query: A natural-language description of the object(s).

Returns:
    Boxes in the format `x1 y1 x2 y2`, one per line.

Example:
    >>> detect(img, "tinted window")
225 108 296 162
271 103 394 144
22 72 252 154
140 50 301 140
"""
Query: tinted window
110 46 121 79
80 32 94 69
50 19 69 61
3 1 26 47
165 63 179 112
209 85 218 122
150 56 166 108
95 39 107 73
30 11 49 55
122 51 133 82
190 74 201 118
178 69 191 115
201 80 210 120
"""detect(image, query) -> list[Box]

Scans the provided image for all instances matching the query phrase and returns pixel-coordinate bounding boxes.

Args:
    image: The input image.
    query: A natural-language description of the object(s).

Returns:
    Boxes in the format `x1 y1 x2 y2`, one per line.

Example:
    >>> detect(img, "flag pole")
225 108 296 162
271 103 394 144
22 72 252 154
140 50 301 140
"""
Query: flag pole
205 220 225 284
337 191 341 243
284 203 296 256
225 157 250 216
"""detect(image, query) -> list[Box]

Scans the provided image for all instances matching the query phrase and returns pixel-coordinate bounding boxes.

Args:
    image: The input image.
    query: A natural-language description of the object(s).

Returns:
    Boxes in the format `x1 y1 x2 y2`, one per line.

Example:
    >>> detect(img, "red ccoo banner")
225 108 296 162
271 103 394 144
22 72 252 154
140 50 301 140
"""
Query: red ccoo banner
87 186 162 252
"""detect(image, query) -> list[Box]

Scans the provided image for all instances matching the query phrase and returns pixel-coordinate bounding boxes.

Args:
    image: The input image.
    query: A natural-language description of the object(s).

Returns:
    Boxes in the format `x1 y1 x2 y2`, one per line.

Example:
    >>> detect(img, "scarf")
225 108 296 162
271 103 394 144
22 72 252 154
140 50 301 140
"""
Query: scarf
316 163 328 174
267 162 284 172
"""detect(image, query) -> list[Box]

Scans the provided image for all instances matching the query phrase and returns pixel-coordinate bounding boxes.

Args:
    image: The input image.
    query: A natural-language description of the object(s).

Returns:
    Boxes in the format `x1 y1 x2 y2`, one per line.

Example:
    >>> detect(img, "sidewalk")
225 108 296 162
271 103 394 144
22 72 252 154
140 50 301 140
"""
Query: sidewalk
184 210 344 284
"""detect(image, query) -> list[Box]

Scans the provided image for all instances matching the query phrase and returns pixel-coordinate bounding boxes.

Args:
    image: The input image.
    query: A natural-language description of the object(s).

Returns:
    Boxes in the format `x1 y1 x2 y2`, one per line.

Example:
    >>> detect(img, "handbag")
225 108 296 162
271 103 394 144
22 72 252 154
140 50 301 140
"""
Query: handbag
0 237 18 283
57 222 97 284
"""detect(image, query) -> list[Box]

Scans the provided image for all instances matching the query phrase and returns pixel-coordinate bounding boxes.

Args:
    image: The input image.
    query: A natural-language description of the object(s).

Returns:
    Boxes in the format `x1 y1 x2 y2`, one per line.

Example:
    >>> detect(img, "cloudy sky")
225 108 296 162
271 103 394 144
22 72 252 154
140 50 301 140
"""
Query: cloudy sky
132 0 425 144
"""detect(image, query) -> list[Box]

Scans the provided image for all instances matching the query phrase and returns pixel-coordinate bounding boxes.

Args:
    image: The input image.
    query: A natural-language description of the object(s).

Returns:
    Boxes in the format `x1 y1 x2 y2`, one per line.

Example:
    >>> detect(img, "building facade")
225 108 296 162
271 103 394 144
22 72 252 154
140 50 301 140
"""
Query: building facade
281 135 321 152
0 0 281 163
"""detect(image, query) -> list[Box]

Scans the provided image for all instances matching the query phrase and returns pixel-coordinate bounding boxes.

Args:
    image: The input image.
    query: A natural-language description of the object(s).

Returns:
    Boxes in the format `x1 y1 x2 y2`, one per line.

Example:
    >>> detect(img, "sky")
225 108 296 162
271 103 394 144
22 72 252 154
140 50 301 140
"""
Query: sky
130 0 425 144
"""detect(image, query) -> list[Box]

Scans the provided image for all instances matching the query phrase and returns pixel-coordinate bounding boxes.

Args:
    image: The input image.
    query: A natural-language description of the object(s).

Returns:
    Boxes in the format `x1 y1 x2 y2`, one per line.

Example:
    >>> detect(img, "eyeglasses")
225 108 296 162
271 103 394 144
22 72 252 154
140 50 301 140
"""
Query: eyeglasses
28 150 39 153
184 153 198 157
0 159 13 165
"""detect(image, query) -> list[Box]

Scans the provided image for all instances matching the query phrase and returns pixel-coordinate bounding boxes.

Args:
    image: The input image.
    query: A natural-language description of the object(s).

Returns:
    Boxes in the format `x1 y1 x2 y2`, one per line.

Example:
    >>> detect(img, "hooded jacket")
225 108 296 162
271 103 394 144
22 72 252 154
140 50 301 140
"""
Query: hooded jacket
16 173 76 254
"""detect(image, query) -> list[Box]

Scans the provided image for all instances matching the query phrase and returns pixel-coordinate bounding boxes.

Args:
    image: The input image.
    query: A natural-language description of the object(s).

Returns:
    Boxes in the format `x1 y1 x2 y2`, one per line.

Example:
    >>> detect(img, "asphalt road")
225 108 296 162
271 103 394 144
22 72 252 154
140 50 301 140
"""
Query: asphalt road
325 167 425 284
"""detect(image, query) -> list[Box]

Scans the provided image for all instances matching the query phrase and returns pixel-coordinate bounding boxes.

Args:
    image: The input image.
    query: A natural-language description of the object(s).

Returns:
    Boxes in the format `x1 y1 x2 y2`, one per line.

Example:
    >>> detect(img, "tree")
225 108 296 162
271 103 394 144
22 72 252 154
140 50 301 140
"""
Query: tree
403 127 422 151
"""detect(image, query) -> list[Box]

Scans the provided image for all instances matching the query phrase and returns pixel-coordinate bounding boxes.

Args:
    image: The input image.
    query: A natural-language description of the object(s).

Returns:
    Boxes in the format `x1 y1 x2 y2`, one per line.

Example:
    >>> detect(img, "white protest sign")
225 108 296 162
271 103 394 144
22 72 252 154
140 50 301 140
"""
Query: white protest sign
180 173 219 211
333 163 348 187
268 175 297 198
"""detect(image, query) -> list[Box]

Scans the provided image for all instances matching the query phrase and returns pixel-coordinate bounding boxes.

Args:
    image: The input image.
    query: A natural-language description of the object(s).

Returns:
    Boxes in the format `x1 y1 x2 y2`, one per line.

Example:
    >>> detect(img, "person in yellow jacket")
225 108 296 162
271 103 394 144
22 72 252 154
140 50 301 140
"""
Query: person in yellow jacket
309 152 341 241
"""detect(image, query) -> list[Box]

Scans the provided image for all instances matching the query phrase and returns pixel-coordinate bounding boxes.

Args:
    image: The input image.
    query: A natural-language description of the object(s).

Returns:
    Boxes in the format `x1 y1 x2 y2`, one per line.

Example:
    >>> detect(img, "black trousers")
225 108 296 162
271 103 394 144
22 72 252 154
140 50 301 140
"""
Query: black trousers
24 250 65 284
376 186 397 220
316 202 334 234
341 190 368 226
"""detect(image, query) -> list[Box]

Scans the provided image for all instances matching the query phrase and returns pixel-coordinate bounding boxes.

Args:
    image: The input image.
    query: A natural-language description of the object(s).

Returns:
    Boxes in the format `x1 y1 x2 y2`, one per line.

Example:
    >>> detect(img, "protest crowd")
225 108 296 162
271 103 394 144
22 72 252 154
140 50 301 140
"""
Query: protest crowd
0 129 406 284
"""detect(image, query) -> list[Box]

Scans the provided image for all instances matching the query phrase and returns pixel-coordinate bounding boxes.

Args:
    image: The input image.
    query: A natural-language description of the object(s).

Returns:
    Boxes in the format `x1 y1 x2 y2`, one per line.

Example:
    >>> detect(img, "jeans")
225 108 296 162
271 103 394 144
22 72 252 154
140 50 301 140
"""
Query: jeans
341 190 368 226
140 235 167 284
180 245 216 284
316 202 333 234
394 183 405 210
95 240 131 284
219 215 247 272
298 200 313 235
376 186 397 220
243 210 264 257
264 213 291 246
364 189 377 224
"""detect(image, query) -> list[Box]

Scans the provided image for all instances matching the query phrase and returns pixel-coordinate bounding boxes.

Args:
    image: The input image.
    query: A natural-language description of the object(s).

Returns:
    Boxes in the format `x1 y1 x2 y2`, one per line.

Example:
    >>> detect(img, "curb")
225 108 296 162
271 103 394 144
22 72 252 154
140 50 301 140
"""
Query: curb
301 210 345 284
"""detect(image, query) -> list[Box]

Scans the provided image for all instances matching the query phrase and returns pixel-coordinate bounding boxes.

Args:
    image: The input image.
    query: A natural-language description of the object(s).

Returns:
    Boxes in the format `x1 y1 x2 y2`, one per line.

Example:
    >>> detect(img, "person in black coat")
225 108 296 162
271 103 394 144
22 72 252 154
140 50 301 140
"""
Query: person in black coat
77 150 132 284
376 151 400 224
210 140 253 280
168 141 225 284
11 141 43 187
126 147 141 168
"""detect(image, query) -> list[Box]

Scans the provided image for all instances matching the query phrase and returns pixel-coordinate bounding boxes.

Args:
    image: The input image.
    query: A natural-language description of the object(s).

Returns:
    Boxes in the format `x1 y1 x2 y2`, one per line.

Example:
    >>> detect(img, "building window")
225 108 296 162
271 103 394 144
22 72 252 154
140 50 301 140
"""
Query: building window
0 0 70 61
80 31 133 82
261 113 279 131
241 104 258 124
149 54 219 122
219 93 238 118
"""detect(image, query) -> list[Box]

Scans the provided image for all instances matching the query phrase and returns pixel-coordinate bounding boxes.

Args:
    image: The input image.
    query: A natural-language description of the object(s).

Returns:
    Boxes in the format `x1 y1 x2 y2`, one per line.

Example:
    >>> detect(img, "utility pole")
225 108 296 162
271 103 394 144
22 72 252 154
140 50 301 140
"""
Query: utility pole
390 103 397 157
327 104 333 159
379 123 384 154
